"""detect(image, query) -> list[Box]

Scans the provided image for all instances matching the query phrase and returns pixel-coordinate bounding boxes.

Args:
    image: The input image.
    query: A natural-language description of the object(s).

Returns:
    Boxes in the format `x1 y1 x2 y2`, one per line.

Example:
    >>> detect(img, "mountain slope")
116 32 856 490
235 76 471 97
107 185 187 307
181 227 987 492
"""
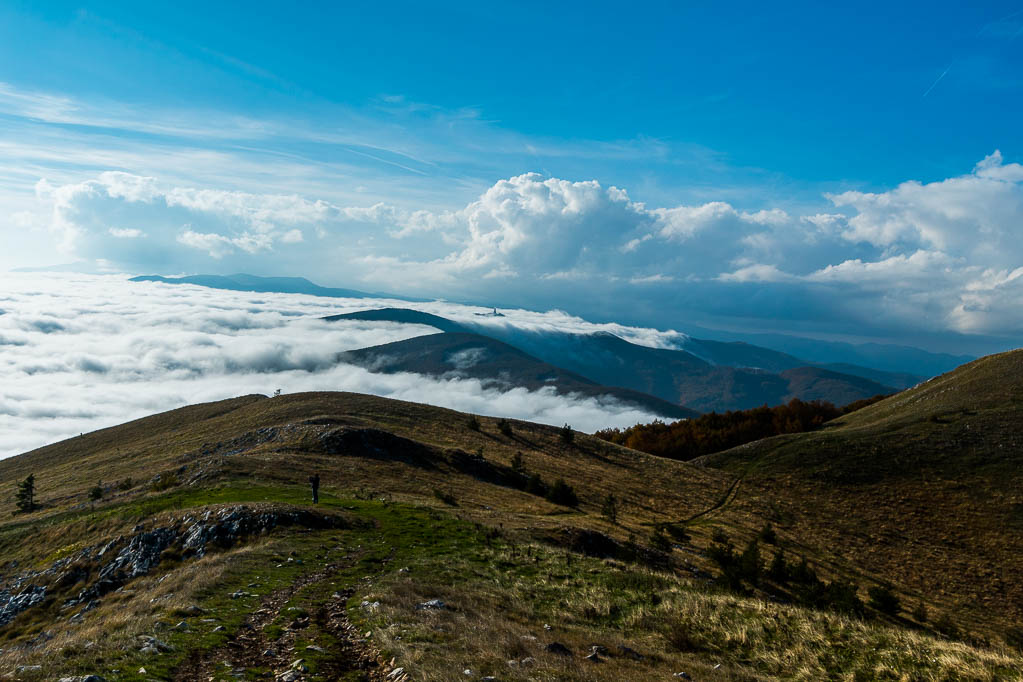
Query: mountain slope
327 309 897 411
324 307 471 333
816 362 924 390
339 332 698 419
777 366 897 406
698 348 1023 636
680 337 806 372
683 324 975 378
675 337 923 388
0 392 1019 679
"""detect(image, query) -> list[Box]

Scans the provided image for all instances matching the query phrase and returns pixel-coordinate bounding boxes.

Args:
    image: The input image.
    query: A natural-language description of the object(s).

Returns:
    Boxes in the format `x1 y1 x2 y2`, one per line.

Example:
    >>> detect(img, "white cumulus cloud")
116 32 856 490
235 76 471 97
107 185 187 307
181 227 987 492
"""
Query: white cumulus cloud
18 151 1023 339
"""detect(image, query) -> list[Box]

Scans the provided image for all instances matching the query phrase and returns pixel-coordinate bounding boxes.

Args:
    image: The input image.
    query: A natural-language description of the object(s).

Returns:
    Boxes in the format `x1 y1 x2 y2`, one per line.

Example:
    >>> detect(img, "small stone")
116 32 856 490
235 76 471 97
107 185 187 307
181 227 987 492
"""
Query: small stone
151 638 174 652
463 670 473 676
674 673 693 680
520 657 535 665
585 652 602 662
174 621 189 630
386 669 406 680
290 659 308 672
590 645 608 655
543 623 553 631
138 668 147 675
306 645 327 653
416 599 446 610
212 625 226 632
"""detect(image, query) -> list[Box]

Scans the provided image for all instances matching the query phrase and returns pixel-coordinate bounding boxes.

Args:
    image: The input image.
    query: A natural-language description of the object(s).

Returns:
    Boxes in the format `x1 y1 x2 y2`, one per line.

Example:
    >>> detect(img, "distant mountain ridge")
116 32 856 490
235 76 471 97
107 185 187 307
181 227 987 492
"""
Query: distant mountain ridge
130 273 428 302
328 308 896 412
682 325 974 378
323 307 469 333
340 332 699 420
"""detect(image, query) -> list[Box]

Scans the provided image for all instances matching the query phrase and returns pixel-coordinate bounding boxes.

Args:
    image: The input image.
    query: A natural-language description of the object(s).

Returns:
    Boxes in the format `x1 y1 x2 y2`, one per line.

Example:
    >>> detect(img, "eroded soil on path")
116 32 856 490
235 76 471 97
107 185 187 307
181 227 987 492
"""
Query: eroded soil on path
173 558 396 682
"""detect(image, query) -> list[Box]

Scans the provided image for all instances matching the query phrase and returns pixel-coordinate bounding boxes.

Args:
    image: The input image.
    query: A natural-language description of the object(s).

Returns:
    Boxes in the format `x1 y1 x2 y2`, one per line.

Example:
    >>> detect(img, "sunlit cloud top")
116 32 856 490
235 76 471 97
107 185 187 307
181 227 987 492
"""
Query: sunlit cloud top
1 3 1022 352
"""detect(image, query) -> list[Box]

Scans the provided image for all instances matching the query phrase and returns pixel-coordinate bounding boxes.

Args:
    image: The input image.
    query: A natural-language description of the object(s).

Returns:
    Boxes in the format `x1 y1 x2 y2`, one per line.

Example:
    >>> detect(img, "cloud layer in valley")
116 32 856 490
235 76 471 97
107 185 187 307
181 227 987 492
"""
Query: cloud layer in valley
0 273 675 458
18 151 1023 347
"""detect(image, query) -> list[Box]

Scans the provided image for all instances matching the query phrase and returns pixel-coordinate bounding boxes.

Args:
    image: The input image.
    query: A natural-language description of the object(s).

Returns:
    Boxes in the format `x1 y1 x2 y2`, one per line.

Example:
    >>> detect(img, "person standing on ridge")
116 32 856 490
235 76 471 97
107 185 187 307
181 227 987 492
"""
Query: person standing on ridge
309 473 320 504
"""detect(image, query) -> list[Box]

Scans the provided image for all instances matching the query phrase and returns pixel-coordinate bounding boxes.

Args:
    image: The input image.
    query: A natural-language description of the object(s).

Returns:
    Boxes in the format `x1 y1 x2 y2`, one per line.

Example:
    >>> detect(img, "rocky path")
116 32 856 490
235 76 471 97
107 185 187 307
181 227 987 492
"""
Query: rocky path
173 561 393 682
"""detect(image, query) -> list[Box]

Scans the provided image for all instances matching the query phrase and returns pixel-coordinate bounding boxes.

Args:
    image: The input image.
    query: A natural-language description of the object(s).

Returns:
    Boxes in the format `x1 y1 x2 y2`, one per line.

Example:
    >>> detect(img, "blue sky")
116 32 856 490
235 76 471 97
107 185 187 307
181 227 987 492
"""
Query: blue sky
2 1 1023 352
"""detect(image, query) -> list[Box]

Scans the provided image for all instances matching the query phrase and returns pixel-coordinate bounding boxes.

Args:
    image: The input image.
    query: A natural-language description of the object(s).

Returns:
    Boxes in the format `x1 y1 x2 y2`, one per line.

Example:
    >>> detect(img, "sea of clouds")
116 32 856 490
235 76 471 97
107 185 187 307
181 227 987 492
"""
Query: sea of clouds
0 272 677 458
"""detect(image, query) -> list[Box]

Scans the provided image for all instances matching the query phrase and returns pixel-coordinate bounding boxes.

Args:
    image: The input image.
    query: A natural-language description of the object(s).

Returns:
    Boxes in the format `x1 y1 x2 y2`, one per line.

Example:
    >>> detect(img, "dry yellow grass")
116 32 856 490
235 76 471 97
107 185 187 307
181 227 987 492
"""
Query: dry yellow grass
0 389 1020 680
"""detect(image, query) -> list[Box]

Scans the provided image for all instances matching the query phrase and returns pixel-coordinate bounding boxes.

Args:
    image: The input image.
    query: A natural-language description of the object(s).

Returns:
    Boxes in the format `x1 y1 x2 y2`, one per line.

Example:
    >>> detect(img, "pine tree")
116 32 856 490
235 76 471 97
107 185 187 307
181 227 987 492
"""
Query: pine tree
768 548 789 583
15 474 35 513
739 538 762 586
546 479 579 507
559 423 574 444
650 527 672 552
525 473 547 496
867 583 901 616
601 494 618 524
758 522 777 544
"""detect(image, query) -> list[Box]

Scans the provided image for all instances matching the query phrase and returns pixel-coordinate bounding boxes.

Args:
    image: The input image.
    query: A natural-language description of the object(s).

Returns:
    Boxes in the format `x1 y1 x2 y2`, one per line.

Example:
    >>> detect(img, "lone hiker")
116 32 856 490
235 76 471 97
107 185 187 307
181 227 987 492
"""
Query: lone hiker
309 473 320 504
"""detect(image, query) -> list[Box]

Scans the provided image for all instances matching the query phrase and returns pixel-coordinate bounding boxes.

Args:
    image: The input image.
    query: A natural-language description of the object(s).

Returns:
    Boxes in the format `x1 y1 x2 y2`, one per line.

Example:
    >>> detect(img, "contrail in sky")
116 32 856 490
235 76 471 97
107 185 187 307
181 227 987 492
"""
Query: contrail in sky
922 65 952 97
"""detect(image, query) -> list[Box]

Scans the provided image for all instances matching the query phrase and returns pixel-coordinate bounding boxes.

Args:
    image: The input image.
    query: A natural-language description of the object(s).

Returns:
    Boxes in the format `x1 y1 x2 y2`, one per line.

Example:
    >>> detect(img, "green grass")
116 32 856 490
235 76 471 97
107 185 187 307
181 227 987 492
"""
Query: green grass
1 483 1021 681
2 381 1023 679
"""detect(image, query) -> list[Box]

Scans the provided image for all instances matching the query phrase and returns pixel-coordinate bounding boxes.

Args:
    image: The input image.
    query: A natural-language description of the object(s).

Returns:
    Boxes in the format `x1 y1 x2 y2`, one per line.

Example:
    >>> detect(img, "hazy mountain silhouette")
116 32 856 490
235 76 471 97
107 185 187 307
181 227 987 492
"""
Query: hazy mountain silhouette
329 309 896 411
340 332 699 420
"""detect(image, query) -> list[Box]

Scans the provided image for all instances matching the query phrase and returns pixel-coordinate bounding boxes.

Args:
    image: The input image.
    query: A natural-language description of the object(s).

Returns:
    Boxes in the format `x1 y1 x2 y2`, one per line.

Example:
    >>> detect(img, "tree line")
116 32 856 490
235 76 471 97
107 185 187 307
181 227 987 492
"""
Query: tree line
594 395 888 461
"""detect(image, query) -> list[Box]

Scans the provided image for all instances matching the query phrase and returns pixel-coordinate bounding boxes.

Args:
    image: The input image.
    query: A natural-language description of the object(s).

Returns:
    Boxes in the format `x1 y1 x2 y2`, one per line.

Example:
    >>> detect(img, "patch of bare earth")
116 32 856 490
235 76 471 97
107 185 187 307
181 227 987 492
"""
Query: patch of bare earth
173 562 394 682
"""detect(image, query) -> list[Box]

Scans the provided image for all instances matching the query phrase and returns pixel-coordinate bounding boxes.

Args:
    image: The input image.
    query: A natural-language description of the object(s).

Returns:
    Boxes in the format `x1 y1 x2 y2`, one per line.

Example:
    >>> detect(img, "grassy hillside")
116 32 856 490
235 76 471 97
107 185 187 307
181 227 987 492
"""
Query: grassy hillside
0 391 1019 680
699 348 1023 642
